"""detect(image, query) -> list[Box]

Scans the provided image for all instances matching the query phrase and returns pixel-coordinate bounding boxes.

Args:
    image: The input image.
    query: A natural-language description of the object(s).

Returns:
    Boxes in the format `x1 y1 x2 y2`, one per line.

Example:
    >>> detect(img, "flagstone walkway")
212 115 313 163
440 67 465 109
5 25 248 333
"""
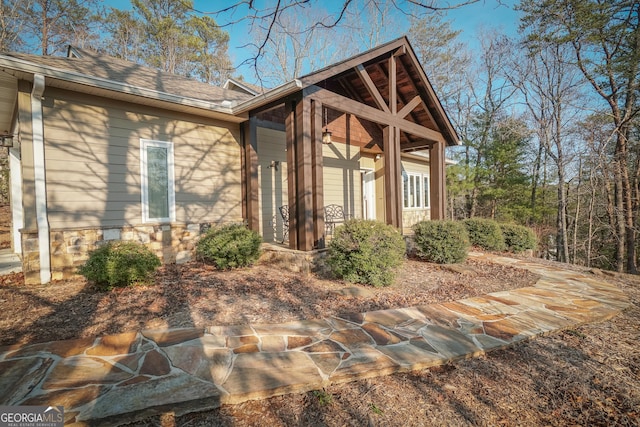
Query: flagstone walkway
0 253 631 426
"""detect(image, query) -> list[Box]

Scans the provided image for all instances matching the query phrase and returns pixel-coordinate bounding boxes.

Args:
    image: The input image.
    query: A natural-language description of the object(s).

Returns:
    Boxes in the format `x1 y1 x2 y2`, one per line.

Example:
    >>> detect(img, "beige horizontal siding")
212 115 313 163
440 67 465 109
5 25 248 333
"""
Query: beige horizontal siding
43 86 243 229
257 127 288 242
323 141 361 219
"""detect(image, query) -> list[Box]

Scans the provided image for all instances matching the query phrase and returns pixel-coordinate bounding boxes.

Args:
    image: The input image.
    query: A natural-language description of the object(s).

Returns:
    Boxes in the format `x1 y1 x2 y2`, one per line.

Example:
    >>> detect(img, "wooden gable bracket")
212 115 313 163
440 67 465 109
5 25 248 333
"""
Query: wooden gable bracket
393 57 438 126
393 45 407 57
397 96 422 119
355 64 390 113
304 86 445 144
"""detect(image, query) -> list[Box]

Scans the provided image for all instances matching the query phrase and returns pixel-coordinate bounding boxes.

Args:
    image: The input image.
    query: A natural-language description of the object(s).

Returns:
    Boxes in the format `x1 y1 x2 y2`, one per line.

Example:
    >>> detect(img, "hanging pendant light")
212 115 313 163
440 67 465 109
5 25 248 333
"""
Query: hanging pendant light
322 106 332 144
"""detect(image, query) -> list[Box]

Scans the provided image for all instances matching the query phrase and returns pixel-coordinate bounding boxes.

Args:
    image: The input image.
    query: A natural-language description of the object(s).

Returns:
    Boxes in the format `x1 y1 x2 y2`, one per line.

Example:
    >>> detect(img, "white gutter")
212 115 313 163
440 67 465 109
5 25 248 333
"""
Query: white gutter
0 56 235 116
0 55 306 120
232 80 304 115
31 73 50 284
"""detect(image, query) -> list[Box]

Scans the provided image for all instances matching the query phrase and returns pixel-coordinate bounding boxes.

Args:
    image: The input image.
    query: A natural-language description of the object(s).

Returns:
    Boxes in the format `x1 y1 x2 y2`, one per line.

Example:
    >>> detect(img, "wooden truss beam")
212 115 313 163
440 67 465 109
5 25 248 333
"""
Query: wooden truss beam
304 86 445 144
355 64 390 113
397 96 422 119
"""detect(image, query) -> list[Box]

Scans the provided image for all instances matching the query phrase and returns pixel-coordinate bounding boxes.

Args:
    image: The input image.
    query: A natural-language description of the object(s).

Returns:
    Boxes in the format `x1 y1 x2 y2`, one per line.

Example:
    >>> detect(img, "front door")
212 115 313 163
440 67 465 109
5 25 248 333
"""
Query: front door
362 170 376 220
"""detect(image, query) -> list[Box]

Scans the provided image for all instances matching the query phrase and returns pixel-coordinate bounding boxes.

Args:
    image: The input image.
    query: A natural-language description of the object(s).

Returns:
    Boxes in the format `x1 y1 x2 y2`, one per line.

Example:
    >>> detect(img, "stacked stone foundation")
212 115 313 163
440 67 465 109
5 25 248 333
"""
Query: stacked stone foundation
259 244 329 276
20 223 217 284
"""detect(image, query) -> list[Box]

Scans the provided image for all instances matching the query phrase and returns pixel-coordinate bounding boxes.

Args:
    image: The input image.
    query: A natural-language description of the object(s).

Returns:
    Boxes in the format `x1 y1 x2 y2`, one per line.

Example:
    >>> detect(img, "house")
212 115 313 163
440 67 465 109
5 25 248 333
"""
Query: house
0 37 460 285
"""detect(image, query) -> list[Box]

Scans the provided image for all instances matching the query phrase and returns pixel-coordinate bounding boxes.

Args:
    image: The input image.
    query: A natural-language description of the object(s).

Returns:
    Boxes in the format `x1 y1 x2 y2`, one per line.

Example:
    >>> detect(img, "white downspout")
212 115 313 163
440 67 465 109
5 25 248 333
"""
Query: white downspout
31 74 50 284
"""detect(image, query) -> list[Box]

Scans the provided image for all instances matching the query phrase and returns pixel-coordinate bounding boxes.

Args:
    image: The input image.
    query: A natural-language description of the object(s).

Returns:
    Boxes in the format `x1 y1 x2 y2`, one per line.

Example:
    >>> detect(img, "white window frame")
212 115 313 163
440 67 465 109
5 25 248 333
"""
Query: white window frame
402 171 430 210
140 139 175 223
423 175 430 209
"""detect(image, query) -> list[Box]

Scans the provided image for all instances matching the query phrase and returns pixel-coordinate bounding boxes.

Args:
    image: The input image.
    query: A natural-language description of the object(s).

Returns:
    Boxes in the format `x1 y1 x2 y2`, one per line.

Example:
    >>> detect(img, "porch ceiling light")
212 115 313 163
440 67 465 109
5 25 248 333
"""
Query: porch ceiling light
0 133 13 148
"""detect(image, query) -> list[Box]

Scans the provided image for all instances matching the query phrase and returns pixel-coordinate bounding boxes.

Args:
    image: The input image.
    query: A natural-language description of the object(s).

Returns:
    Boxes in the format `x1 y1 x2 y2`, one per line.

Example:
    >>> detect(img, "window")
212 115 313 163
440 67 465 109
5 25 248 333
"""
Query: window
423 175 430 208
140 139 175 222
402 171 430 209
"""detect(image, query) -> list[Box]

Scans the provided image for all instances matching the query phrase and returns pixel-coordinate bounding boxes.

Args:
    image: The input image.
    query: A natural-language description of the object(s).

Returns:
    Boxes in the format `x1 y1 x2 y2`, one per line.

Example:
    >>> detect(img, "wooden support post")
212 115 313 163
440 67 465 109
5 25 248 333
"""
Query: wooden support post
285 101 298 249
242 118 259 231
294 98 315 251
430 141 446 220
393 126 403 231
311 100 325 249
383 126 400 228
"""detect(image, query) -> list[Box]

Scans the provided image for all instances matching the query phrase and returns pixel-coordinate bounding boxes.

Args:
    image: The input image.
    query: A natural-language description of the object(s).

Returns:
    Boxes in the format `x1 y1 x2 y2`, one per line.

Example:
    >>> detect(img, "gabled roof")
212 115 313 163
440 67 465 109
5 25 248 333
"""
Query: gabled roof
0 38 460 145
223 78 266 96
0 47 253 122
235 37 460 147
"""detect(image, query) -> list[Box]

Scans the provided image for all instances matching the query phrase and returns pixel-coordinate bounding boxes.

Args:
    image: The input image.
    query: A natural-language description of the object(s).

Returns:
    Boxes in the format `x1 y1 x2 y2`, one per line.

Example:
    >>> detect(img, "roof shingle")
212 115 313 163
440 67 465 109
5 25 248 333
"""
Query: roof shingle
5 48 253 106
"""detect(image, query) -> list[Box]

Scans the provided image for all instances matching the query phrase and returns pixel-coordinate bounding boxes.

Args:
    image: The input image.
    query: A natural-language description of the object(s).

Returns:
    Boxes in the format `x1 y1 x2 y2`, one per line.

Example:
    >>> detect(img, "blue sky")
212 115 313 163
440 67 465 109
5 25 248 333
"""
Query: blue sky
106 0 521 82
222 0 521 81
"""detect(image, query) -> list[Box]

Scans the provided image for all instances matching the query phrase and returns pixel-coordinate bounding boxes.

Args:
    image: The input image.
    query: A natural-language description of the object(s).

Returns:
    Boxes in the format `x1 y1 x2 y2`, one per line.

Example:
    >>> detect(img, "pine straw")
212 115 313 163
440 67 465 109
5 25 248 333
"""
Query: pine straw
0 257 534 347
132 260 640 427
1 255 638 426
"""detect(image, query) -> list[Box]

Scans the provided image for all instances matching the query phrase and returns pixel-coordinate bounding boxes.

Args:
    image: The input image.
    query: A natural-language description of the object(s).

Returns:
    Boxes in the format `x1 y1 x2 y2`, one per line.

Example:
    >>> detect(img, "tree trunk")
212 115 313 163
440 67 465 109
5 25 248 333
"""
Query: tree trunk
618 130 637 274
613 158 626 272
530 142 544 226
586 165 596 268
556 168 569 263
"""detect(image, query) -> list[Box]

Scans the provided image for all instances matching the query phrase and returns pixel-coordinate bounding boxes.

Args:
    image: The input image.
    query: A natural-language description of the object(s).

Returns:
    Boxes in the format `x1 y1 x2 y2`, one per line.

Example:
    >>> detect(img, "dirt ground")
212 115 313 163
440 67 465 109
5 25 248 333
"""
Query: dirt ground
1 251 639 426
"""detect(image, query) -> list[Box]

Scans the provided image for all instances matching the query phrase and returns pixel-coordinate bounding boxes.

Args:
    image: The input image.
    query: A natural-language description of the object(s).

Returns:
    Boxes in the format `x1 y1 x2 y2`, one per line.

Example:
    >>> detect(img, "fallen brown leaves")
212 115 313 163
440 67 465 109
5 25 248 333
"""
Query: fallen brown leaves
1 254 639 426
0 257 534 347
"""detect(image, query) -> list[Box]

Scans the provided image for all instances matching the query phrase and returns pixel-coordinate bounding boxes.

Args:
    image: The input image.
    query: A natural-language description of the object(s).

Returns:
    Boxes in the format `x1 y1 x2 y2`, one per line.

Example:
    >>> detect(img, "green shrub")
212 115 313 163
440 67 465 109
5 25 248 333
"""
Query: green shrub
78 241 161 290
463 218 506 251
196 223 262 270
500 223 537 253
412 220 469 264
327 219 406 287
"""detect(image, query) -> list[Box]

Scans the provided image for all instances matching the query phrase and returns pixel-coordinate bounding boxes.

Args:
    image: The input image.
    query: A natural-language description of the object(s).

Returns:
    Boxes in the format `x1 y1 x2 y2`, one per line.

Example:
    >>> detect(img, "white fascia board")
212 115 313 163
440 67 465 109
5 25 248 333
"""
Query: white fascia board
0 55 235 115
231 80 304 115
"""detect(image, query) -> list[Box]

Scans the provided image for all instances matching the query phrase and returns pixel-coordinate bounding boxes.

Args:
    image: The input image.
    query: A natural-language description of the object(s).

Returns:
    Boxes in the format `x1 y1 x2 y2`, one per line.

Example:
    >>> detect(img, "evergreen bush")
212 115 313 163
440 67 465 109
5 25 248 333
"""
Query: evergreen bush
78 241 161 290
327 219 406 287
412 220 469 264
463 218 506 251
500 223 537 253
196 223 262 270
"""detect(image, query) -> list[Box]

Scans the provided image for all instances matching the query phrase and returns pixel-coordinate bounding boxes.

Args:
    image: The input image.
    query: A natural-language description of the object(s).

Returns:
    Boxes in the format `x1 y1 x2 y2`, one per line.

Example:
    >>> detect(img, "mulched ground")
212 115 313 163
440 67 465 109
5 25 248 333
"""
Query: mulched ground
0 257 535 346
133 260 640 427
1 249 638 426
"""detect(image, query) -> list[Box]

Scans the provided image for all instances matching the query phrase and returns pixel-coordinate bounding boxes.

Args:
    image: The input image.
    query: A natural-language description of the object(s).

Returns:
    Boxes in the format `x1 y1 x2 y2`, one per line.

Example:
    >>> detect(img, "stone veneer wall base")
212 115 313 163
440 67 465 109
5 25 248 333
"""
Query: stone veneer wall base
259 244 330 276
20 228 334 283
21 223 218 282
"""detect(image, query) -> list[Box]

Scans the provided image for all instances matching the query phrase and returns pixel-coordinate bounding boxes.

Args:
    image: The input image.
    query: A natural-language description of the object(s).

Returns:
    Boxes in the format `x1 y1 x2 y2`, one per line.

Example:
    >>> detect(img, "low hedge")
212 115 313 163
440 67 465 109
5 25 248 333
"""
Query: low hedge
327 219 406 287
500 223 537 253
463 218 506 251
78 241 161 290
412 220 469 264
196 223 262 269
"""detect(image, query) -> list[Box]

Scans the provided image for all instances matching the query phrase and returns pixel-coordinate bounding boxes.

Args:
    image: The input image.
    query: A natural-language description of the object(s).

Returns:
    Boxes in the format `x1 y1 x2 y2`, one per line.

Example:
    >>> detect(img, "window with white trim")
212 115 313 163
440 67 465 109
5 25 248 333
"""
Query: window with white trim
423 175 430 208
402 171 430 209
140 139 175 223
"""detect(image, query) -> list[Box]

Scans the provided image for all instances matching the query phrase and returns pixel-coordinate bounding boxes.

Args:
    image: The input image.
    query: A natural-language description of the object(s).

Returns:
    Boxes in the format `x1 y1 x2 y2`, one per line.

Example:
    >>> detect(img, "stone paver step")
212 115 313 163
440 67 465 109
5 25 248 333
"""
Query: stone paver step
0 253 631 426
